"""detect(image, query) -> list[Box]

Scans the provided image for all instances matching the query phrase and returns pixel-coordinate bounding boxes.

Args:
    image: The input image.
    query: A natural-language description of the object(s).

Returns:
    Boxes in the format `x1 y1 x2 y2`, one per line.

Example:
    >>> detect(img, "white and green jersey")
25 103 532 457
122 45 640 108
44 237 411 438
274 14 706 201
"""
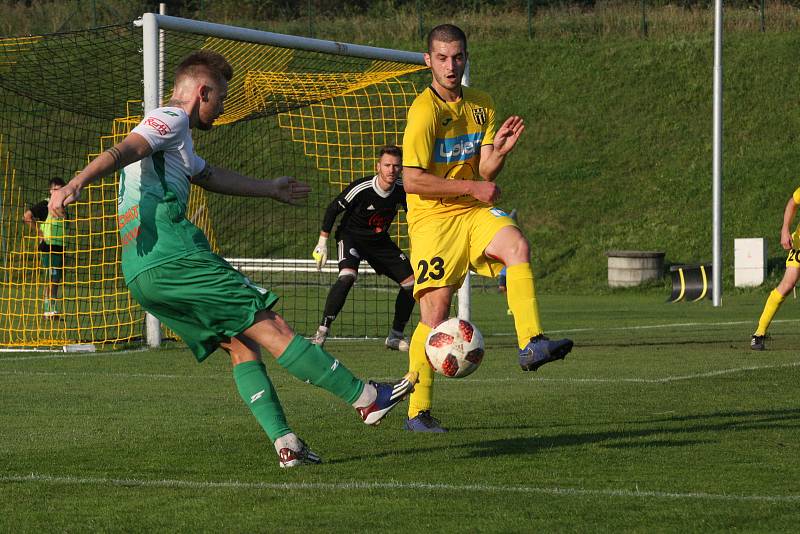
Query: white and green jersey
118 107 210 282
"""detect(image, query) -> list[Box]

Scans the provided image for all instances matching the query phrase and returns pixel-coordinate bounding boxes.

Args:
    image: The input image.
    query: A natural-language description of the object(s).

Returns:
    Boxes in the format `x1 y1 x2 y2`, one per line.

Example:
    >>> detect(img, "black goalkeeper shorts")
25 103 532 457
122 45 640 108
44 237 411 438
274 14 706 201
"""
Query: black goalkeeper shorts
336 233 413 283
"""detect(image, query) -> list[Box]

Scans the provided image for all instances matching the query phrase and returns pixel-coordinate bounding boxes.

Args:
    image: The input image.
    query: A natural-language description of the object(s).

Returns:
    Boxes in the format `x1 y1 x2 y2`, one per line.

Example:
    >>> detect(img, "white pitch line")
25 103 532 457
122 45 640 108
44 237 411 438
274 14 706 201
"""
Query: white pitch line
0 348 148 362
459 361 800 384
1 473 798 504
487 318 800 337
2 318 797 363
2 360 799 385
0 369 200 380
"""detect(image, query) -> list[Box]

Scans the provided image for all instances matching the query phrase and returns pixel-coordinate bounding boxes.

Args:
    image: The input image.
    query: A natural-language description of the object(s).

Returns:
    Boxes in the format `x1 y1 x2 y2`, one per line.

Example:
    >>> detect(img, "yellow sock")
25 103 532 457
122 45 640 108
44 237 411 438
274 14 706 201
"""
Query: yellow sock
505 263 543 349
755 289 786 336
407 322 434 418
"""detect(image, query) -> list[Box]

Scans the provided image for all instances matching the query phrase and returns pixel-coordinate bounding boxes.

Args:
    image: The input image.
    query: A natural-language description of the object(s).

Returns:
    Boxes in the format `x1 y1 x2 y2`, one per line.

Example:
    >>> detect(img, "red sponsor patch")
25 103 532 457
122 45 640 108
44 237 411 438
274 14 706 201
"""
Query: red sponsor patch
458 320 474 342
144 117 171 136
428 332 454 348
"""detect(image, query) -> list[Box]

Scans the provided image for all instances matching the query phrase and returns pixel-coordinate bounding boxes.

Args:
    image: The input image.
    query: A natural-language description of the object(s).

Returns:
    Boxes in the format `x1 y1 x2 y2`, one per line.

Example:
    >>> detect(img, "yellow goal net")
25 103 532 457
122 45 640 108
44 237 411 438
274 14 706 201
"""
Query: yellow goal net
0 20 427 350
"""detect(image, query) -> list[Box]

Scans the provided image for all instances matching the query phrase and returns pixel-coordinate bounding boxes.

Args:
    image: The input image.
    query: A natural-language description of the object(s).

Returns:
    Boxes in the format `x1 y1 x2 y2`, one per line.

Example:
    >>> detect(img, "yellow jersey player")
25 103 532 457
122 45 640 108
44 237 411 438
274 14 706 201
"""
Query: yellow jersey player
751 186 800 350
401 24 573 432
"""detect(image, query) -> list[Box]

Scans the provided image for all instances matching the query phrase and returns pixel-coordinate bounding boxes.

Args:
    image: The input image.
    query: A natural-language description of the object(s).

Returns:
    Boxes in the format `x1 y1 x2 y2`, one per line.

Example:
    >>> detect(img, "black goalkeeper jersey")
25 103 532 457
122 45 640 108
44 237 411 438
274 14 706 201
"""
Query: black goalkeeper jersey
321 175 407 240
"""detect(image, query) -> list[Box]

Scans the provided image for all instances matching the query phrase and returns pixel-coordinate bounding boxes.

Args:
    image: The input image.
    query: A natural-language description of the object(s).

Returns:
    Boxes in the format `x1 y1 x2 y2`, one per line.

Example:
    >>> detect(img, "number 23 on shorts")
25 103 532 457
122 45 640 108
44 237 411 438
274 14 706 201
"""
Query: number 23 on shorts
417 256 446 284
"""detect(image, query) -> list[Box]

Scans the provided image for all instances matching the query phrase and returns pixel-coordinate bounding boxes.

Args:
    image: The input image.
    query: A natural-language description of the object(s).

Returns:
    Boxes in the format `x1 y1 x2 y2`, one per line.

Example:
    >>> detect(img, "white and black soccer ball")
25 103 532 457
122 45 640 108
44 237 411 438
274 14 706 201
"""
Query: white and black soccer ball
425 317 485 378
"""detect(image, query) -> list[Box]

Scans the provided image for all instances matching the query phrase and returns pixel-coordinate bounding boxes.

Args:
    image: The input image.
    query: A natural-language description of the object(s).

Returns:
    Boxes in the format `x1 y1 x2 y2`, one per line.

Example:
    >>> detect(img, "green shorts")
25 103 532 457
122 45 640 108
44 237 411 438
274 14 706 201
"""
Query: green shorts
39 244 64 283
128 252 279 361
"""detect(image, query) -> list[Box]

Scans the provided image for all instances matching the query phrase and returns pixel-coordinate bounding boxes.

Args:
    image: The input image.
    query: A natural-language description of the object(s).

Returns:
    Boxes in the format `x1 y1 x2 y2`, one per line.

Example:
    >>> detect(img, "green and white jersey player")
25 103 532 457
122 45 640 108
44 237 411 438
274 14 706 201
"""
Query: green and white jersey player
49 50 416 468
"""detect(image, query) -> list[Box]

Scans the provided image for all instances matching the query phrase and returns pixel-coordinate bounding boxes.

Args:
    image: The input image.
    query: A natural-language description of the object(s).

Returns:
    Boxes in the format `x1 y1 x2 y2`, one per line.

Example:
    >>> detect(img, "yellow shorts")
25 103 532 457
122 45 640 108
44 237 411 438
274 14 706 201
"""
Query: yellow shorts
786 248 800 268
409 207 516 298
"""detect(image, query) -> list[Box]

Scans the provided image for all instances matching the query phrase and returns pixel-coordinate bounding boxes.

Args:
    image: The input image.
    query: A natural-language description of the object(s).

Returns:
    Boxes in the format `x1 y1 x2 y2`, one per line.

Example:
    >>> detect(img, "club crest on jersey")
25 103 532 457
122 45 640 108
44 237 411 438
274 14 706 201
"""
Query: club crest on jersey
472 107 487 125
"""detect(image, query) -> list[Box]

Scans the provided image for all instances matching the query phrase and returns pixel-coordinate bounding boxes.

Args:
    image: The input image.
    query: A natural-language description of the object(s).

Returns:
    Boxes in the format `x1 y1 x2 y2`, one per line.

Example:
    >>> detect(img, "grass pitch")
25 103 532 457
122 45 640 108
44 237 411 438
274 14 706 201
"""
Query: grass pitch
1 291 799 532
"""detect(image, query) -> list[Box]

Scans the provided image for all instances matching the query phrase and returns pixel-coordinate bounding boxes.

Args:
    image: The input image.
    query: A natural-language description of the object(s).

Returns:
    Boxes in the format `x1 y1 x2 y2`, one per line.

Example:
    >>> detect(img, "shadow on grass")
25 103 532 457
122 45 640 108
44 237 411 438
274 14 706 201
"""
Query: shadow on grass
456 407 800 459
320 407 800 464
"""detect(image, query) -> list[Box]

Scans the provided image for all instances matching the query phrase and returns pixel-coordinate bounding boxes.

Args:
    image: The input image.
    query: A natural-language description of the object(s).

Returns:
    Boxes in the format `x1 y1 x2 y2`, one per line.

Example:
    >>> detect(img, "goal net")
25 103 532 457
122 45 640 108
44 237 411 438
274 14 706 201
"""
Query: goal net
0 16 428 350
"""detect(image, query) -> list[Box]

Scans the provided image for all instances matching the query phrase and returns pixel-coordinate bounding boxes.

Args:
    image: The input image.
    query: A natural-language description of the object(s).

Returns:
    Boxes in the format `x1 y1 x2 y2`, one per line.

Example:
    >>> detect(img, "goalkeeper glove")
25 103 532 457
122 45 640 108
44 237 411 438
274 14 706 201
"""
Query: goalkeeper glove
312 235 328 270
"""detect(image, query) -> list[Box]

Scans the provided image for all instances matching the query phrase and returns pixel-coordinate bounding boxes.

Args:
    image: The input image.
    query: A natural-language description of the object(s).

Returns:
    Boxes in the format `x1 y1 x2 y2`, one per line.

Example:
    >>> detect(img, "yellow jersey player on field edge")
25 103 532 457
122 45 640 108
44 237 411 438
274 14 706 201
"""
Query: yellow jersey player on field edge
401 24 573 432
750 186 800 350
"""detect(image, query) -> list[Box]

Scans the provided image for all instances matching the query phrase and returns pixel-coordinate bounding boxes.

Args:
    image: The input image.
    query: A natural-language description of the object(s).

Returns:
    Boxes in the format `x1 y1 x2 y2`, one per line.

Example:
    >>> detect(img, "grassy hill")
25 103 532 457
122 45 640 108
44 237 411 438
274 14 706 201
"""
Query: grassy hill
464 31 800 292
4 9 800 295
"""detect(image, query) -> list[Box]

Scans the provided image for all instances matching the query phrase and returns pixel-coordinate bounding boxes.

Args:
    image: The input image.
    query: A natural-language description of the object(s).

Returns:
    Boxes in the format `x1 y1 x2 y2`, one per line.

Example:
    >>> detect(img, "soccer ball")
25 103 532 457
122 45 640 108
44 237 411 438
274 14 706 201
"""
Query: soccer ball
425 318 485 378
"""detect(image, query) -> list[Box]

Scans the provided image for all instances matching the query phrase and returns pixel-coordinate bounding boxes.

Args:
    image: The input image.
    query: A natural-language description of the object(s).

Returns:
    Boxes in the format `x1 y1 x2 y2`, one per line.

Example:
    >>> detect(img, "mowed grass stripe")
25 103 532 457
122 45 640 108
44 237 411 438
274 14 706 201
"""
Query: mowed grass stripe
2 360 800 383
3 473 800 504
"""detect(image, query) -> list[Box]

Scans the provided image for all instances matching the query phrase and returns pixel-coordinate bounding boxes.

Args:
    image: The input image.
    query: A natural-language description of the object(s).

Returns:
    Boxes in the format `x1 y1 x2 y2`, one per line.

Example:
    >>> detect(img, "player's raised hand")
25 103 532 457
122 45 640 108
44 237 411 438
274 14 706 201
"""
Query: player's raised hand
272 176 312 205
48 182 81 218
493 115 525 156
312 235 328 270
469 181 500 204
780 227 793 250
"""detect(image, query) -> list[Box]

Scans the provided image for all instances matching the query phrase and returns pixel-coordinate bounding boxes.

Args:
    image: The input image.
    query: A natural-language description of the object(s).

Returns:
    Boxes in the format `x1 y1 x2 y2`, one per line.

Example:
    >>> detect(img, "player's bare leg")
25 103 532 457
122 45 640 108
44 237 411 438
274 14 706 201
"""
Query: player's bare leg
405 285 452 432
752 266 800 350
485 226 572 371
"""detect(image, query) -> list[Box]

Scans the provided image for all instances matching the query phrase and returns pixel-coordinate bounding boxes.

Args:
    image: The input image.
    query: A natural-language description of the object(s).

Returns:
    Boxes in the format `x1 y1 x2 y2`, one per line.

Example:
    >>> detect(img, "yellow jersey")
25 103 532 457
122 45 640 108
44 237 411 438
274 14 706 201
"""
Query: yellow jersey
792 187 800 249
402 86 497 226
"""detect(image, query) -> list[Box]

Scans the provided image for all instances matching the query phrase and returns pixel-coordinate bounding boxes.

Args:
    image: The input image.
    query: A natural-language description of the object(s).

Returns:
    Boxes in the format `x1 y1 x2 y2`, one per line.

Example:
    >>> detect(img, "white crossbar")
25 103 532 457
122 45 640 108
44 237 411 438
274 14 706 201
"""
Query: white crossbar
226 258 378 276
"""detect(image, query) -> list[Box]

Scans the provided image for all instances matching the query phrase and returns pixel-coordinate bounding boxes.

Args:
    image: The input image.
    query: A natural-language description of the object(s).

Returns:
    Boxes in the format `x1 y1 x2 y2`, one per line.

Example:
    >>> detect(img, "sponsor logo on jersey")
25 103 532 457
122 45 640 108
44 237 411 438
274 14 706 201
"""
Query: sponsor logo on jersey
472 107 487 125
368 212 394 232
117 204 140 230
144 117 171 136
433 132 483 164
489 207 509 218
162 110 179 117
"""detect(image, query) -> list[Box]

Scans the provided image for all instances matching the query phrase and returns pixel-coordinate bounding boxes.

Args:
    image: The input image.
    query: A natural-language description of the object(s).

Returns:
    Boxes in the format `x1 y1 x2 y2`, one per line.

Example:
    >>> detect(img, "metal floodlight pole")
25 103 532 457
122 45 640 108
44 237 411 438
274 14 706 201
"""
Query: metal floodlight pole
141 12 162 347
712 0 723 307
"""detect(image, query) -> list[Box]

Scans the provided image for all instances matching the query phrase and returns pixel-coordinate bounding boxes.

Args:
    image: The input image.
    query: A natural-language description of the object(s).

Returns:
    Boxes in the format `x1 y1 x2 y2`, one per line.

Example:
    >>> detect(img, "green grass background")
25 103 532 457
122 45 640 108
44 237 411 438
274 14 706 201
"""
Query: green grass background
2 292 800 532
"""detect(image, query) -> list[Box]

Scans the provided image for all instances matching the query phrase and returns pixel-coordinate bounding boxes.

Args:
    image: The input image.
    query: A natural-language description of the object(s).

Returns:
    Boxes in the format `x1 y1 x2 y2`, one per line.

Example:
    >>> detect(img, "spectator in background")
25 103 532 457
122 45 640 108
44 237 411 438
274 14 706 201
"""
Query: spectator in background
24 178 67 318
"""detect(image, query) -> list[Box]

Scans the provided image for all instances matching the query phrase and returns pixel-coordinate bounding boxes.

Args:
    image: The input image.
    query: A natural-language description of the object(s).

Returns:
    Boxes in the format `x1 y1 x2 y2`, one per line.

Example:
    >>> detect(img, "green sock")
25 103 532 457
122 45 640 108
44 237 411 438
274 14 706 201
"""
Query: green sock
233 360 291 442
276 334 364 405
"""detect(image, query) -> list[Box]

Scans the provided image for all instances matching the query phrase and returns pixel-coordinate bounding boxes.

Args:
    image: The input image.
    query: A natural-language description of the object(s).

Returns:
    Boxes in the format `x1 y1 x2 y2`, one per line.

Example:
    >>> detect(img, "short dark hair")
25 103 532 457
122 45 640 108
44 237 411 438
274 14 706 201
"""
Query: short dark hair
427 24 467 53
174 50 233 86
378 145 402 159
49 178 65 187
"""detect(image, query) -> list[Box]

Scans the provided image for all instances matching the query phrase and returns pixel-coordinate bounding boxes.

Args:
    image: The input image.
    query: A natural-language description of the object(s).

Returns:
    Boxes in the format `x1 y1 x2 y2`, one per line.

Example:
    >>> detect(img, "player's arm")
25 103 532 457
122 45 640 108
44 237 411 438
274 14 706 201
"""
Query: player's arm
311 193 348 269
779 194 800 250
23 209 37 231
320 187 351 236
49 133 152 217
191 166 311 205
402 97 499 203
478 115 524 182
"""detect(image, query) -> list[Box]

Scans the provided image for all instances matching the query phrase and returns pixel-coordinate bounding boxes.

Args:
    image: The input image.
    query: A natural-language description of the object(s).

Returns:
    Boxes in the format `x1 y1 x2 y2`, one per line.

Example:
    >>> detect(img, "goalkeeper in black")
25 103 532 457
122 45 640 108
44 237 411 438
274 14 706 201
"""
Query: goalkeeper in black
311 145 415 351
